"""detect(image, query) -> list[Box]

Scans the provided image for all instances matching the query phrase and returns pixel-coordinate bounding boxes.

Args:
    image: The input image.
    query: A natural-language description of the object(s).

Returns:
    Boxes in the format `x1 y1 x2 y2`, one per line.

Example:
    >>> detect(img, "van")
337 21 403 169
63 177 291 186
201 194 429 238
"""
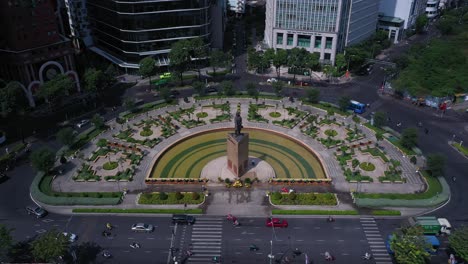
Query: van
172 214 195 225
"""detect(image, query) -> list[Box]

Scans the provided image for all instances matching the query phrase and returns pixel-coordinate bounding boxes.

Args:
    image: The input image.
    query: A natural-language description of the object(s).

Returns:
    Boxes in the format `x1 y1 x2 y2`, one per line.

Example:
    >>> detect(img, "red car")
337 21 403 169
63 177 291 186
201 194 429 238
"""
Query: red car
266 218 288 228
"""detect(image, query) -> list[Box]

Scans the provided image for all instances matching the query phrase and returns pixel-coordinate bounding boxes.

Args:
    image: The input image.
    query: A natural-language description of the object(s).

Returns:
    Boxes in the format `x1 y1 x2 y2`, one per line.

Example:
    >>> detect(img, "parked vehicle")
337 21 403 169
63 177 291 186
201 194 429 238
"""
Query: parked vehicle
61 232 78 242
26 205 47 218
131 223 154 233
267 78 278 83
160 72 172 80
266 218 288 228
408 216 452 235
172 214 196 225
76 119 89 128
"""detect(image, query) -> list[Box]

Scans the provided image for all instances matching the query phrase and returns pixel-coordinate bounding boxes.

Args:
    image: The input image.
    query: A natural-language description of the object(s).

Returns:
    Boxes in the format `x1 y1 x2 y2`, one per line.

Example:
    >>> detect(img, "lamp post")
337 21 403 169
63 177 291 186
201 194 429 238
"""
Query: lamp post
268 240 274 264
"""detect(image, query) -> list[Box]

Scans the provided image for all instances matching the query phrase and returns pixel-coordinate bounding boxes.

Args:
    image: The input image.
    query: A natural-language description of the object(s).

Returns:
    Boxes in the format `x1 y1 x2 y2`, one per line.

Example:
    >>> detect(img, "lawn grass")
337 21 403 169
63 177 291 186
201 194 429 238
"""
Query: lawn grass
72 208 203 214
139 192 204 204
270 193 337 205
363 122 386 135
272 209 359 215
354 171 441 200
40 175 120 198
371 210 401 216
452 142 468 157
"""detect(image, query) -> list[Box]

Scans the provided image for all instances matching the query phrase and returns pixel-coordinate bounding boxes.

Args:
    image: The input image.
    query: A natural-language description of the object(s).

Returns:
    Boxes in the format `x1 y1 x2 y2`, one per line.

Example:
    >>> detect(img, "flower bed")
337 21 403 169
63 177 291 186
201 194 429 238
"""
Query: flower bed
104 168 134 182
359 162 375 171
138 192 204 204
270 192 337 205
196 112 208 118
325 129 338 137
103 161 118 170
139 127 153 137
269 112 281 118
145 178 209 184
73 164 100 181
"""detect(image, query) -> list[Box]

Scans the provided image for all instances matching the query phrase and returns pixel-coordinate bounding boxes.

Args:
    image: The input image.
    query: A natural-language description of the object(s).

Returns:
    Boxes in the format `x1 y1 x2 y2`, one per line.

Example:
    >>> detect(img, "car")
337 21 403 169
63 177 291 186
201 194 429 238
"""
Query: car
266 218 288 228
356 63 374 76
61 232 78 242
169 90 180 98
76 119 89 128
131 223 154 233
206 87 217 93
172 214 196 225
267 78 278 83
26 205 47 218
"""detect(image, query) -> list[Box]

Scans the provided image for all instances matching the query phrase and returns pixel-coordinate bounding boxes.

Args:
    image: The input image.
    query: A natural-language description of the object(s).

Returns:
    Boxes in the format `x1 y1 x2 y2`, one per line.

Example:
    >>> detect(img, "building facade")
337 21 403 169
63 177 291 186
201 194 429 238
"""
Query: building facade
379 0 428 30
228 0 246 14
64 0 93 49
264 0 379 64
85 0 224 69
426 0 440 18
0 0 79 108
377 14 405 44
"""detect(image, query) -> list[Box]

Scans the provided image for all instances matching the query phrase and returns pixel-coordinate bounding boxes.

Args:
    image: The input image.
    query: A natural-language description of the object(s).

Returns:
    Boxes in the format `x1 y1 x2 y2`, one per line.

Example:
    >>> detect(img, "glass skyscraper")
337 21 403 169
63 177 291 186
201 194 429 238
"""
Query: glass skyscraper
265 0 379 64
86 0 220 69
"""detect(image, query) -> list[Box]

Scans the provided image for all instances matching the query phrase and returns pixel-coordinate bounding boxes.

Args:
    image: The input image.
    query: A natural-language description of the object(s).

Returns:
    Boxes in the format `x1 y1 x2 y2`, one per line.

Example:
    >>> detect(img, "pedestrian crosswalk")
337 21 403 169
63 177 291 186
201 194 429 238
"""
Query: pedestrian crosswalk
187 217 223 263
360 217 393 264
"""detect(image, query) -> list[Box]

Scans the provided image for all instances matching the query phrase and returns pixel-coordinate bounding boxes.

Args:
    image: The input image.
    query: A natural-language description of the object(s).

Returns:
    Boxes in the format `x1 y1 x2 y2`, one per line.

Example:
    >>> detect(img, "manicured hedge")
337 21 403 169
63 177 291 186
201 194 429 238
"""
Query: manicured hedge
72 208 203 214
272 209 358 215
30 172 122 206
139 192 204 205
371 210 401 216
270 192 337 205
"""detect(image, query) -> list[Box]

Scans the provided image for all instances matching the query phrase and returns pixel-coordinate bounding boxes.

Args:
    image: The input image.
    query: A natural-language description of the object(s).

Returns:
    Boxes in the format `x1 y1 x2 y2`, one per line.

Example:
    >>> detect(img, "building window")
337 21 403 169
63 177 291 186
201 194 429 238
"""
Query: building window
314 37 322 48
287 34 294 46
297 35 310 47
324 53 331 61
276 33 284 45
325 37 333 49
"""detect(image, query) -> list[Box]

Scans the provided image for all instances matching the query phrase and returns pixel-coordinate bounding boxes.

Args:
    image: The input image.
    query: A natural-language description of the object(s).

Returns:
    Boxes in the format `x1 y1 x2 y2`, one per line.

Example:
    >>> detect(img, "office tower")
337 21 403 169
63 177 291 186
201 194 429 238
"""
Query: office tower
264 0 380 64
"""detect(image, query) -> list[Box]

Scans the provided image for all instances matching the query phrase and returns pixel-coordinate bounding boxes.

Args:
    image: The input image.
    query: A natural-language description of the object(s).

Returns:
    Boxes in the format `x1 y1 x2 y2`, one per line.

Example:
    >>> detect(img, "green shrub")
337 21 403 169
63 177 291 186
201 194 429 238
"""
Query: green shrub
359 162 375 171
73 208 203 214
371 210 401 216
192 192 201 200
244 178 251 184
159 192 168 200
410 156 417 164
272 209 358 215
224 178 231 184
352 159 360 168
175 192 184 200
103 161 118 170
196 112 208 118
271 192 282 200
289 192 297 200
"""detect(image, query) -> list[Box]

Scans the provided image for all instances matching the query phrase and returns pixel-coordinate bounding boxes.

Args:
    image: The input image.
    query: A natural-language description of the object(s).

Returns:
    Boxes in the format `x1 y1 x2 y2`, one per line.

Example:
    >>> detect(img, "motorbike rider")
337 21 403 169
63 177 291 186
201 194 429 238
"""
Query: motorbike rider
364 252 371 259
106 223 112 230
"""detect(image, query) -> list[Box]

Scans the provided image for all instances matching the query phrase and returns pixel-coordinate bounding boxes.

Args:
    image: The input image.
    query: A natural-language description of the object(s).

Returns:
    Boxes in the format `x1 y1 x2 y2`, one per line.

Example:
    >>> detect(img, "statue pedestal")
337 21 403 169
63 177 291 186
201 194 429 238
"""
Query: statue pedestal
226 133 249 177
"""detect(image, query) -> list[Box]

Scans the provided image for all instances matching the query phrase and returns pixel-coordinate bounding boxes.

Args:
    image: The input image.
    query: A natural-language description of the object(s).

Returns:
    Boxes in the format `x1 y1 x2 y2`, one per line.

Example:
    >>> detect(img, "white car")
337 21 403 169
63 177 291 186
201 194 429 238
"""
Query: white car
76 119 89 128
131 223 154 233
267 78 278 83
62 232 77 242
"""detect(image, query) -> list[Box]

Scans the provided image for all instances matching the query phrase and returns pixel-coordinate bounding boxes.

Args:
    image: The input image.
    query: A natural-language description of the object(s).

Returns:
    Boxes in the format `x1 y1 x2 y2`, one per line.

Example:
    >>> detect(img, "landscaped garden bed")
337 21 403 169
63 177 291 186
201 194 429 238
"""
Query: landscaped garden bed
248 104 269 123
73 164 101 182
145 178 209 184
270 192 337 205
272 209 358 215
72 208 203 214
138 192 205 205
268 178 331 185
104 168 135 182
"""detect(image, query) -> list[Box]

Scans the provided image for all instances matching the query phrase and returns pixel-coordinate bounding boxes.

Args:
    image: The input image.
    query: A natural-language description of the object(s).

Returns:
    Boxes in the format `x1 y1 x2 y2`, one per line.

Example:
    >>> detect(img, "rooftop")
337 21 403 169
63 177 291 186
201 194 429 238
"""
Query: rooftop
379 16 405 24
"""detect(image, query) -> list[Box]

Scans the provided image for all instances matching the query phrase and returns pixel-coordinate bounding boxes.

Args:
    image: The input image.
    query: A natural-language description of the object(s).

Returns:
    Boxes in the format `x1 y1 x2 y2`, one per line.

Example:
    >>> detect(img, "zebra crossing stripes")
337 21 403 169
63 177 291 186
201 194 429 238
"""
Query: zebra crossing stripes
360 217 393 264
187 217 223 263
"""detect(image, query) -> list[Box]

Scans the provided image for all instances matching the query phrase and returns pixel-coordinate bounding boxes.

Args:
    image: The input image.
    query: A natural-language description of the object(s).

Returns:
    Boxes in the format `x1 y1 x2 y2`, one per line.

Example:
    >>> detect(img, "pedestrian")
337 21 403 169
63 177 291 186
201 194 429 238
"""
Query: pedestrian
424 128 429 134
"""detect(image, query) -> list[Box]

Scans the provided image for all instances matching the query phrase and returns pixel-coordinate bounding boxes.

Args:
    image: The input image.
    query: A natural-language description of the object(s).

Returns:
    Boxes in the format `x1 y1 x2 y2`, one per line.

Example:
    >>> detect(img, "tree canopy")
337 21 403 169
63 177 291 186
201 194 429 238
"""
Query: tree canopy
0 81 28 117
210 50 229 76
30 147 55 173
83 68 105 95
390 226 431 264
426 153 445 177
31 229 69 263
37 74 73 104
400 128 418 150
56 127 75 147
449 226 468 262
0 224 13 262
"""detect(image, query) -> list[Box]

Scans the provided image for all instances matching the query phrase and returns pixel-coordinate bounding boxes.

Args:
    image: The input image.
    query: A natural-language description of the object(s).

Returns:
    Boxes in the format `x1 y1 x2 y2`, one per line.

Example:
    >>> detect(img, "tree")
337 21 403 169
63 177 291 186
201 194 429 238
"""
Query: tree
426 153 445 177
209 50 228 76
31 229 69 263
160 86 171 102
123 98 136 112
169 39 191 85
449 226 468 262
400 128 418 150
104 63 118 86
390 226 430 264
0 224 13 262
373 111 387 128
415 15 428 34
56 127 75 147
96 138 108 148
83 68 105 95
0 81 28 117
272 81 284 97
304 52 320 81
30 147 55 173
335 53 347 73
338 96 350 112
192 81 206 96
272 49 288 78
247 48 262 72
37 74 73 105
221 80 235 96
437 15 457 35
287 48 307 81
188 38 208 79
246 82 259 98
305 88 320 103
91 113 105 129
139 57 156 87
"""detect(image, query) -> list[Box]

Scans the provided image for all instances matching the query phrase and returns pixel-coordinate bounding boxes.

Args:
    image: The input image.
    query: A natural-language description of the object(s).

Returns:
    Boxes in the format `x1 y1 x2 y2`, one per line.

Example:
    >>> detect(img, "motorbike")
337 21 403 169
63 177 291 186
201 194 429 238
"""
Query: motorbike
102 230 111 237
325 251 335 261
281 187 294 194
226 214 234 221
106 223 113 230
233 220 240 226
102 250 111 258
212 256 220 263
130 242 140 249
326 216 335 223
249 244 259 251
362 253 372 260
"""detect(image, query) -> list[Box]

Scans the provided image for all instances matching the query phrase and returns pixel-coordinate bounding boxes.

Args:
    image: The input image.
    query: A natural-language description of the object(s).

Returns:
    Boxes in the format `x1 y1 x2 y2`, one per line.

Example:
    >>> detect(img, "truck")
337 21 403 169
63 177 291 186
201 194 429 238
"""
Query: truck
408 216 452 235
386 235 440 255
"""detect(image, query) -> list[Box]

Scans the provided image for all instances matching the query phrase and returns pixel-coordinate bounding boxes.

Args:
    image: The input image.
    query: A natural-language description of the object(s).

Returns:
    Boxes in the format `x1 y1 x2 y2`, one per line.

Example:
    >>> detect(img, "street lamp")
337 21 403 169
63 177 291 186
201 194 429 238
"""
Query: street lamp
268 240 274 264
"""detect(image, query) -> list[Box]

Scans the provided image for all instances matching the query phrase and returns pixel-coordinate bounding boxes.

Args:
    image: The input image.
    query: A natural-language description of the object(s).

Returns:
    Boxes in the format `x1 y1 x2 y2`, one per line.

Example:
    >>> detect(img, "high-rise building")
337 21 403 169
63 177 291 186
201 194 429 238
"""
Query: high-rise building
0 0 79 108
264 0 380 64
228 0 246 14
379 0 428 30
64 0 93 50
426 0 440 18
83 0 225 70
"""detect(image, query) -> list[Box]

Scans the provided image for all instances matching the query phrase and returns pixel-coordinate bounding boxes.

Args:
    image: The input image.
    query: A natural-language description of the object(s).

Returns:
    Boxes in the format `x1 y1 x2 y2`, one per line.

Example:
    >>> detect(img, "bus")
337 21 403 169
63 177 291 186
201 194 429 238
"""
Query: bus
386 235 440 255
348 100 366 114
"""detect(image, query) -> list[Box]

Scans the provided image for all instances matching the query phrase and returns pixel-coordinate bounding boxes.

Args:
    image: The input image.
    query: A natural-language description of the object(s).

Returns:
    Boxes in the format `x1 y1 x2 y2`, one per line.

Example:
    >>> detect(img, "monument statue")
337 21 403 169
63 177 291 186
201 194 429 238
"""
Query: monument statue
234 111 243 136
